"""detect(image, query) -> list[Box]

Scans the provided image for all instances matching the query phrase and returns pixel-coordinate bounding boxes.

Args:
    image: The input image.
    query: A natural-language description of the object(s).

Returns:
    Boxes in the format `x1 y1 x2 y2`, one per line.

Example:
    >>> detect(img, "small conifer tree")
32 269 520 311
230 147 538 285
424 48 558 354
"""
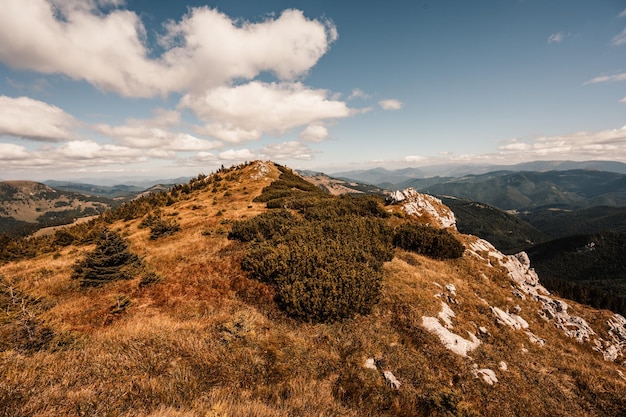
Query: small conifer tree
73 228 141 287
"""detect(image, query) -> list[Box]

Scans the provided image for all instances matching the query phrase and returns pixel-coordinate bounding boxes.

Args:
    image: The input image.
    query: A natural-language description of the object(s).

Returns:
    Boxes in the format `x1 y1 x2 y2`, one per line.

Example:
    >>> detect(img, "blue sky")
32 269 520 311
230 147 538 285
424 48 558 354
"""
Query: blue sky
1 0 626 181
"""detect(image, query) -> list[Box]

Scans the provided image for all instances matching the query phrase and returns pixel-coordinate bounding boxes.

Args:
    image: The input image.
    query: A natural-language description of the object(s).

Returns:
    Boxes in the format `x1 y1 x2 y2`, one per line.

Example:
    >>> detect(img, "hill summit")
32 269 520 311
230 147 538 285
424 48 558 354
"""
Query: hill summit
1 161 625 416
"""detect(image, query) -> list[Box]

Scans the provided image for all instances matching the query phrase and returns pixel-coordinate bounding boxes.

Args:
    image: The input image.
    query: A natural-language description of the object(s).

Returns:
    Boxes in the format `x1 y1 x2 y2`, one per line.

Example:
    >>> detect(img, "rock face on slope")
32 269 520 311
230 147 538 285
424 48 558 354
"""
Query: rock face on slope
391 188 626 367
388 188 457 229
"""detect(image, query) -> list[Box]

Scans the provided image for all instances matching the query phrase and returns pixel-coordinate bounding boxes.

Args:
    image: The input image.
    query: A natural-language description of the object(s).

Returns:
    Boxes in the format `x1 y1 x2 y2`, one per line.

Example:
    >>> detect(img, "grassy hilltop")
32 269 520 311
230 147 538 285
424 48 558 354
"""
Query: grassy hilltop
1 161 625 416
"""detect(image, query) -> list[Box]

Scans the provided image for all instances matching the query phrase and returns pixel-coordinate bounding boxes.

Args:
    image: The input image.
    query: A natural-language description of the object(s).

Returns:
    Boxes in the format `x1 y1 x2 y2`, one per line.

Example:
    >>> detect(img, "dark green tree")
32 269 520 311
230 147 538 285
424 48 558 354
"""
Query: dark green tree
73 228 141 287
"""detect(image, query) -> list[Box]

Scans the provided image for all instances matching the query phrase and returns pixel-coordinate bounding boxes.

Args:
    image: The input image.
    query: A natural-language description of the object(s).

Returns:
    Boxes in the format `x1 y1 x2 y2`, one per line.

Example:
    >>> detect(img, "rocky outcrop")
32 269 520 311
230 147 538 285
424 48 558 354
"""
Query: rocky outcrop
467 236 625 362
422 301 481 357
389 188 456 229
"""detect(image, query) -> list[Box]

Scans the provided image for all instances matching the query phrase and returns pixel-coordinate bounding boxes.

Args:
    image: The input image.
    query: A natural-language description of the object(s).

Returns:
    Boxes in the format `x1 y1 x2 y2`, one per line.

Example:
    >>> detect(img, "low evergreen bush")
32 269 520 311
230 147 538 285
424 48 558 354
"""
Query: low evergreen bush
393 223 465 259
228 209 298 242
148 217 181 240
234 213 393 322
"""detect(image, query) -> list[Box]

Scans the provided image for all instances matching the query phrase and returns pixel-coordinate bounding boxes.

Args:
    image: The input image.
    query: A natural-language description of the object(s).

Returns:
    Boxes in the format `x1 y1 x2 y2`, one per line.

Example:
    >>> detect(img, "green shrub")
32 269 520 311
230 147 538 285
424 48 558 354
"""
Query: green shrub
149 217 181 240
253 165 326 205
393 223 465 259
228 209 298 242
238 216 393 322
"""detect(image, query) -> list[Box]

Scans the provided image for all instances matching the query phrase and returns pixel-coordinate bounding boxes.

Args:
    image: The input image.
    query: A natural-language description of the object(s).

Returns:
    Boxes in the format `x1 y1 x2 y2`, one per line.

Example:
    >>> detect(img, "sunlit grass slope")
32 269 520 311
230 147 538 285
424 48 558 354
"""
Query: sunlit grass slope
1 161 625 416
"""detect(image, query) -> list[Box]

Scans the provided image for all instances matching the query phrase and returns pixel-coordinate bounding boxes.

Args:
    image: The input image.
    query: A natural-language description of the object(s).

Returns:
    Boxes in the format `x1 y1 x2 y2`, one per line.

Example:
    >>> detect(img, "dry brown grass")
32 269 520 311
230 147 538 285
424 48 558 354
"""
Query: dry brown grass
1 162 625 416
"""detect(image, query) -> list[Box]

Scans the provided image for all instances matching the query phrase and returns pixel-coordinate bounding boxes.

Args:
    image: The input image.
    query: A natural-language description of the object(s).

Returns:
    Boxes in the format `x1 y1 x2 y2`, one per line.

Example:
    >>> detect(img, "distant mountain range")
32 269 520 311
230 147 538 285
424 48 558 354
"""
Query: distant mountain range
419 169 626 211
332 160 626 186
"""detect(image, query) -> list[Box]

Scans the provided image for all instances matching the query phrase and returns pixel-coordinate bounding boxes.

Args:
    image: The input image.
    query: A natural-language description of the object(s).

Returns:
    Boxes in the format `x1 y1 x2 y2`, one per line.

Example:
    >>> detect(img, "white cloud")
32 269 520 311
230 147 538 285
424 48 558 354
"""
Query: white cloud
299 124 329 142
612 28 626 46
585 72 626 84
587 73 626 84
379 99 404 110
0 2 337 97
260 141 314 160
57 140 143 161
0 143 30 160
497 126 626 160
547 32 566 43
0 96 75 141
348 88 370 100
620 8 626 18
181 81 354 143
160 8 337 92
620 97 626 103
0 140 148 173
218 149 257 161
95 109 222 151
404 155 426 162
96 124 221 151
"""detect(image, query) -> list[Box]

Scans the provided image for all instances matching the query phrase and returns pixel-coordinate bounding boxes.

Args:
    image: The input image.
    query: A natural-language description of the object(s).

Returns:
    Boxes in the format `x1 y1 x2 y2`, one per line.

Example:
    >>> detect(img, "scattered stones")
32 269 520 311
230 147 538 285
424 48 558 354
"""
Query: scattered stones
471 366 498 385
445 283 457 296
250 161 270 180
525 331 546 346
383 371 401 389
364 358 377 370
364 357 401 389
498 361 508 371
491 306 529 330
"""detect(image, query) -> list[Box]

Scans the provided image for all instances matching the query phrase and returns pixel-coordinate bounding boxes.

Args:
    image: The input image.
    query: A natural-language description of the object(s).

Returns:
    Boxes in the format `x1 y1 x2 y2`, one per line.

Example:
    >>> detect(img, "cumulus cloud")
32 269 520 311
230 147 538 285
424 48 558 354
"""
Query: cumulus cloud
0 2 337 97
218 148 257 161
0 140 148 172
0 143 31 160
181 81 354 143
260 141 314 160
299 124 329 142
379 99 404 110
160 8 337 92
0 96 75 141
497 126 626 160
95 110 222 152
56 140 142 161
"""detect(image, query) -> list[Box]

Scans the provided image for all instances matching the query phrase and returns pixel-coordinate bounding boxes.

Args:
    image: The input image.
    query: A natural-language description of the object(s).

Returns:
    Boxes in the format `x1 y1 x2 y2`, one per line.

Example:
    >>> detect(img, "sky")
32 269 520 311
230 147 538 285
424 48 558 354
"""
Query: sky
1 0 626 181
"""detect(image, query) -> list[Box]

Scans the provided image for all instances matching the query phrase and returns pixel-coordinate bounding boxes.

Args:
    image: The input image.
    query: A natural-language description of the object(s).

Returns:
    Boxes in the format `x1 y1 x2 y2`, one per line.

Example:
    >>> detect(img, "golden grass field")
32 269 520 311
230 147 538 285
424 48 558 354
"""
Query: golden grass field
1 162 625 416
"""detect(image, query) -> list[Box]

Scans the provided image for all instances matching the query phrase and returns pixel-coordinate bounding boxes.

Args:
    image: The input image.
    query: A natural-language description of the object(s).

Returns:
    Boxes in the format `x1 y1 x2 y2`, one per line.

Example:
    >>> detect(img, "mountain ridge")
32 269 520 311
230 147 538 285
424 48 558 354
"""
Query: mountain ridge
0 161 625 416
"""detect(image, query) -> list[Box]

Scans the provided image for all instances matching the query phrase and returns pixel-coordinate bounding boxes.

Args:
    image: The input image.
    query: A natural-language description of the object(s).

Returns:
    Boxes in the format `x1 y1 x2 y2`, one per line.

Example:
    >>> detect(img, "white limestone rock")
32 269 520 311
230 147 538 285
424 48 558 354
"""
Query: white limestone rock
250 161 271 180
364 358 377 370
439 302 456 328
491 306 529 330
525 331 546 346
389 188 457 229
383 371 401 389
422 316 481 357
472 367 498 385
445 283 457 296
